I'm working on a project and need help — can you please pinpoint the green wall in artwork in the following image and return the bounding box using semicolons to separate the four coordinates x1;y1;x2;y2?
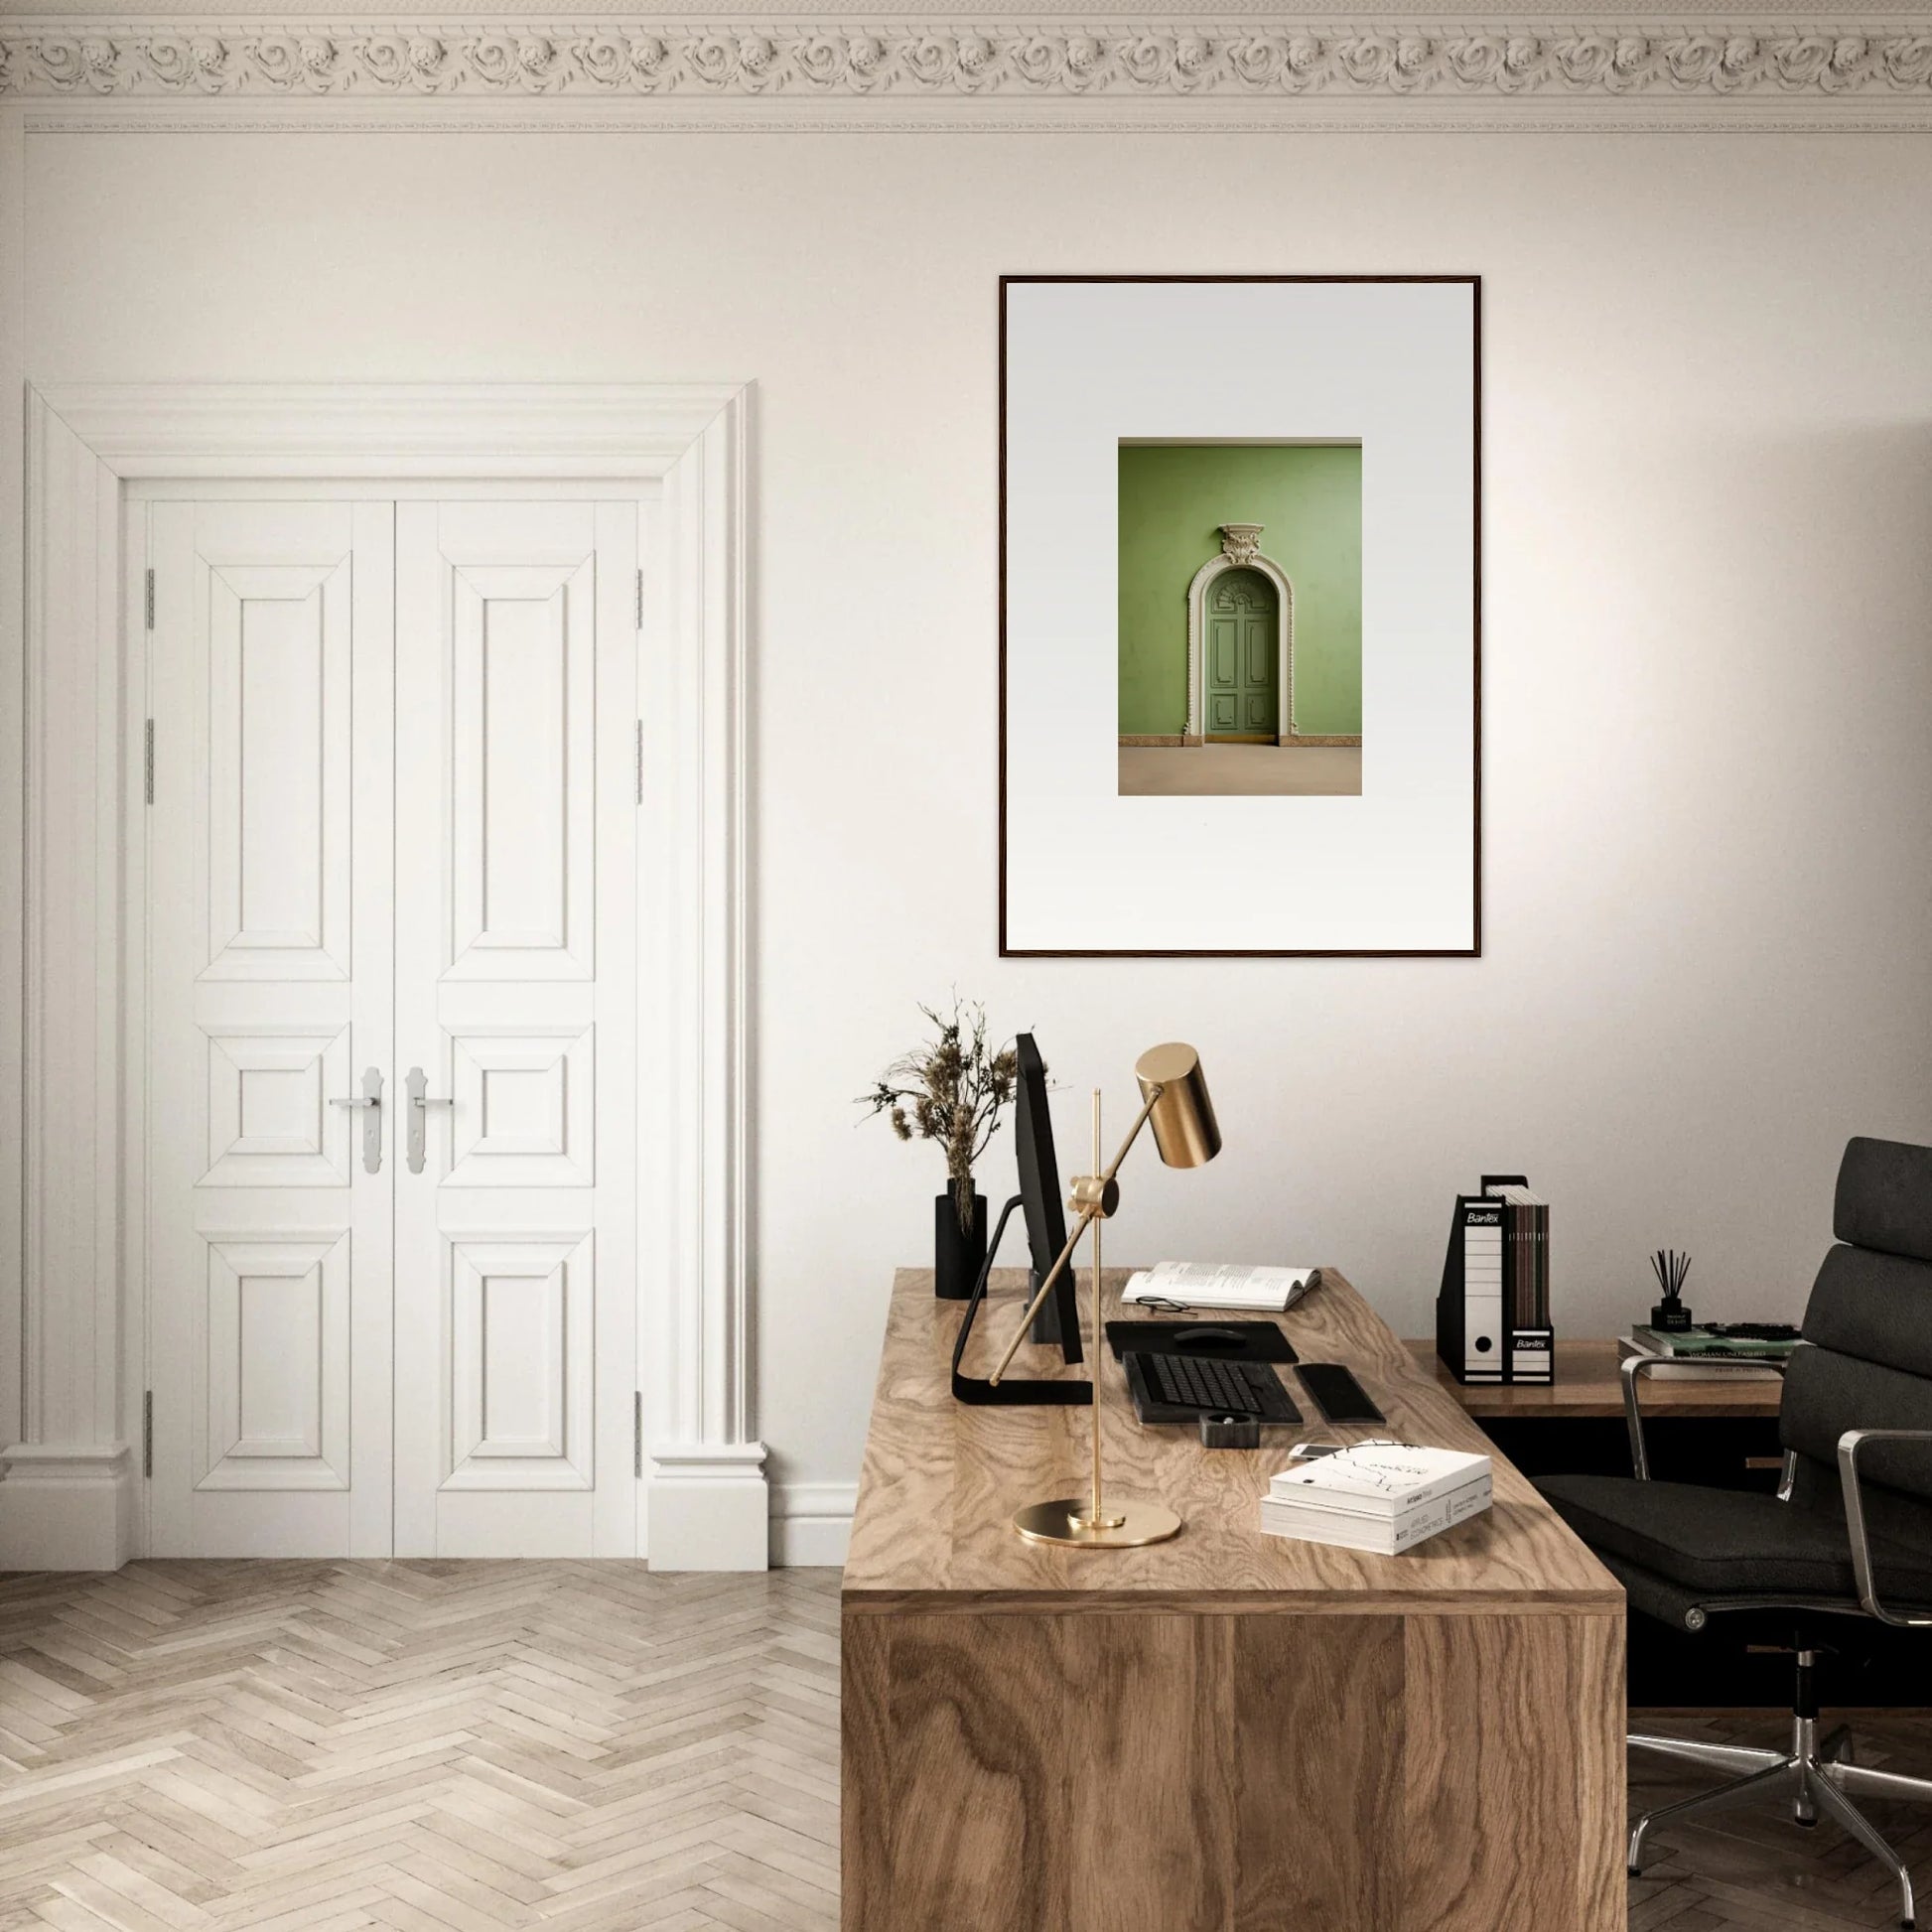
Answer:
1118;443;1362;738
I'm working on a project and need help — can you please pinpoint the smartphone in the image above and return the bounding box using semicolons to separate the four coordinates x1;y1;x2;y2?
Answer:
1297;1363;1385;1425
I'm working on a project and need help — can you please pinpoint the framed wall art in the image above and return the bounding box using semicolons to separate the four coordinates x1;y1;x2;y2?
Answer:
999;275;1480;957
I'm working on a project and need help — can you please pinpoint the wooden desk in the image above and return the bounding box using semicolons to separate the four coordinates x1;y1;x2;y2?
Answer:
843;1269;1625;1932
1407;1336;1784;1420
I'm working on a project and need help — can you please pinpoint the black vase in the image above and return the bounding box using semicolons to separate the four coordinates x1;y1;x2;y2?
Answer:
934;1185;989;1300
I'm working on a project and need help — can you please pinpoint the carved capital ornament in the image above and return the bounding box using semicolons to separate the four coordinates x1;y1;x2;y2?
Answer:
1219;522;1264;567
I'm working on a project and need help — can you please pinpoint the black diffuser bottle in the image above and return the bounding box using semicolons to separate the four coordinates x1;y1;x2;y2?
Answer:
1650;1248;1694;1331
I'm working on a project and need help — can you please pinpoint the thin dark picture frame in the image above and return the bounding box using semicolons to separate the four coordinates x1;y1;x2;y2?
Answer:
997;273;1482;959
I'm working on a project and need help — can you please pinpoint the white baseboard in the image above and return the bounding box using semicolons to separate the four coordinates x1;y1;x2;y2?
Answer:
0;1442;849;1573
0;1443;137;1571
646;1442;770;1571
770;1480;855;1569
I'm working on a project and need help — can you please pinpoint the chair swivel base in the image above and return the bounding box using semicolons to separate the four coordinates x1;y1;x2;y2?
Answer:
1629;1715;1932;1930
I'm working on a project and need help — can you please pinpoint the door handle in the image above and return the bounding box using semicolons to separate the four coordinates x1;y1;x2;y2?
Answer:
405;1066;454;1175
330;1066;384;1174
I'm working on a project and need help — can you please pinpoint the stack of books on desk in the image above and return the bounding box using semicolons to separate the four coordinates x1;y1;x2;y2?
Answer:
1617;1326;1794;1381
1258;1444;1492;1556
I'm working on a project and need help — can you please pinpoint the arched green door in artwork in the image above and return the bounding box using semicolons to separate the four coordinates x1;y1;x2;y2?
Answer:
1204;568;1279;741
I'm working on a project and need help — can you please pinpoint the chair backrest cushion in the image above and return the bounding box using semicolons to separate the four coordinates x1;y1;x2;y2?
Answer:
1781;1139;1932;1519
1835;1135;1932;1265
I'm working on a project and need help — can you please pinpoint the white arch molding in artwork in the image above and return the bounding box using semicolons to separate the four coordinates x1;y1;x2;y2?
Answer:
1184;523;1296;745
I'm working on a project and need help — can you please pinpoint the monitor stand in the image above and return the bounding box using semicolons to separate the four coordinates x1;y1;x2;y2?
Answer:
950;1196;1092;1407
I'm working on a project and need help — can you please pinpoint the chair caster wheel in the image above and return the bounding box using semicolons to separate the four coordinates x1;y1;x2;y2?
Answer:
1627;1868;1640;1878
1795;1816;1818;1829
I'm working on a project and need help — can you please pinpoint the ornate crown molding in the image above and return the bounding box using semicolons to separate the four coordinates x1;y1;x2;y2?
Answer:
4;17;1932;112
3;17;1932;102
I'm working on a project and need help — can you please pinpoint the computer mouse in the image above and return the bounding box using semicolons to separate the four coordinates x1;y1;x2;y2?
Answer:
1173;1325;1245;1350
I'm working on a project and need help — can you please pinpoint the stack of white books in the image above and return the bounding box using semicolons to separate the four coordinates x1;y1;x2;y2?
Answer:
1259;1444;1493;1556
1121;1261;1317;1312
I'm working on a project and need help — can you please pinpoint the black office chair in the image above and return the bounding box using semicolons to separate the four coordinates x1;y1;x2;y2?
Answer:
1538;1136;1932;1931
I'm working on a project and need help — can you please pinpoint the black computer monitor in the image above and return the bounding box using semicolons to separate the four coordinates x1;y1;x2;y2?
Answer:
948;1033;1090;1405
1013;1034;1082;1364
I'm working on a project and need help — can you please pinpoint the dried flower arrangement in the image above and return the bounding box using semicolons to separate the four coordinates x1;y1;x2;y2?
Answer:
860;998;1021;1233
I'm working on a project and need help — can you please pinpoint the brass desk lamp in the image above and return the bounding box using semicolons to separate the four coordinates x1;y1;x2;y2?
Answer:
987;1042;1221;1548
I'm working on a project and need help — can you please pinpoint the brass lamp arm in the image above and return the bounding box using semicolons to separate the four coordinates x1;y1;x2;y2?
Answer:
986;1084;1165;1387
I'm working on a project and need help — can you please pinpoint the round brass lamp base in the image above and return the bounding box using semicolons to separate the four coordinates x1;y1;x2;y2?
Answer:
1012;1497;1182;1549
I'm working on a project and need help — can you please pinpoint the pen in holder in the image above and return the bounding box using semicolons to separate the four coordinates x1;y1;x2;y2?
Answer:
1650;1248;1694;1332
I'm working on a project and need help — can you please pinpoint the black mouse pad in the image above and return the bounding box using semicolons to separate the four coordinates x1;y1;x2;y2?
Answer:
1104;1319;1297;1365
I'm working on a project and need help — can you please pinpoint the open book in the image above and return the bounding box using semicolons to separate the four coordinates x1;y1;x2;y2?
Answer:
1121;1261;1318;1313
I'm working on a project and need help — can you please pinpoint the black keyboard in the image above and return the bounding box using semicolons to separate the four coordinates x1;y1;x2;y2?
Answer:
1127;1351;1302;1424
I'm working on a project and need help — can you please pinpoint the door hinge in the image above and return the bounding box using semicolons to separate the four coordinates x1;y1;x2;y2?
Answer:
633;1392;643;1479
144;720;155;805
144;568;155;631
142;1391;153;1478
634;721;644;806
635;568;644;630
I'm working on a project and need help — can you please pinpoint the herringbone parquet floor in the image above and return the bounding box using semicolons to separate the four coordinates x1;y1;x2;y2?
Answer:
0;1563;839;1932
2;1562;1930;1930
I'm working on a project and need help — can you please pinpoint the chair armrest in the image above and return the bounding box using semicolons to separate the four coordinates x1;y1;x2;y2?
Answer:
1621;1351;1788;1481
1837;1429;1932;1627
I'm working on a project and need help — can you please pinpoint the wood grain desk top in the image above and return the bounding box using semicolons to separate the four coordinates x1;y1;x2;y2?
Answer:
1406;1337;1785;1419
843;1267;1621;1616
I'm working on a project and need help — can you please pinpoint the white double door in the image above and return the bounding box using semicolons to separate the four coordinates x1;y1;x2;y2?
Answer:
147;494;640;1558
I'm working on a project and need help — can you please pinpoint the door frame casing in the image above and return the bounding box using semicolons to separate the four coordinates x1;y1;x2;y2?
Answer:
3;382;763;1571
1184;541;1296;745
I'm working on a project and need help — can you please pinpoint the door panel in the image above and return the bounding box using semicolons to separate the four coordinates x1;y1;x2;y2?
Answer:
447;1232;594;1489
450;562;595;980
447;1027;595;1187
148;500;394;1557
205;566;351;979
393;501;637;1558
201;1026;353;1187
201;1233;349;1489
1203;568;1279;740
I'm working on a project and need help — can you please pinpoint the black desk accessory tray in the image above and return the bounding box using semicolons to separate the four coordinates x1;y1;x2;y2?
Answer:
1104;1319;1297;1365
1198;1415;1261;1449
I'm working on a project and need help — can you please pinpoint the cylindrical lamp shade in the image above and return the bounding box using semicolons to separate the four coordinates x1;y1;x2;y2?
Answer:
1134;1042;1221;1169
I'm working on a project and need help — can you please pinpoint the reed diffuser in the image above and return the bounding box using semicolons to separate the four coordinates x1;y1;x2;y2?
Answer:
1650;1248;1694;1332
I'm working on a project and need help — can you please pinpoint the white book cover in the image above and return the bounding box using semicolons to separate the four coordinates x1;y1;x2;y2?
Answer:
1269;1443;1490;1515
1260;1473;1492;1555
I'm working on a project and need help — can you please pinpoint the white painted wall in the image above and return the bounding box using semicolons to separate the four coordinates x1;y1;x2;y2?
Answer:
16;128;1932;1548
